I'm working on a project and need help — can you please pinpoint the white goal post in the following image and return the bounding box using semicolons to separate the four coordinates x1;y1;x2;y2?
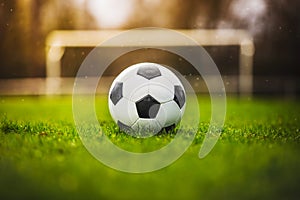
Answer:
45;29;254;95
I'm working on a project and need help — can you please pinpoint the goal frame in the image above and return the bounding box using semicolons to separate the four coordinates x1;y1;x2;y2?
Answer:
45;29;254;95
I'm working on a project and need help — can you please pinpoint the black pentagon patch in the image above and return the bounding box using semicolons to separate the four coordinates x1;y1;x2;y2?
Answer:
117;121;133;133
174;85;185;109
137;65;161;80
136;95;160;118
110;82;123;105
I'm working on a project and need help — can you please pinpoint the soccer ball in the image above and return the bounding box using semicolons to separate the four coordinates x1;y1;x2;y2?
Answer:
108;62;186;137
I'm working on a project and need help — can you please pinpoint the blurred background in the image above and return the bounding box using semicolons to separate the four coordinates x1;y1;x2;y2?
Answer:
0;0;299;95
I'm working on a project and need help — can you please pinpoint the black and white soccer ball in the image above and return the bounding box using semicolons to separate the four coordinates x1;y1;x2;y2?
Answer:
108;62;186;136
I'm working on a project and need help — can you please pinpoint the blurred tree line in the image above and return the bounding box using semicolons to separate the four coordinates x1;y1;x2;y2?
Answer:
0;0;299;79
0;0;96;78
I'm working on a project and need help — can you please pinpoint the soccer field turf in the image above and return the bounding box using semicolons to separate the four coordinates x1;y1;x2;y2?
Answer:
0;95;299;199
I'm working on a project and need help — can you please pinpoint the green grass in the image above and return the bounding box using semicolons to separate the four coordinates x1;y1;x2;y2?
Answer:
0;95;299;199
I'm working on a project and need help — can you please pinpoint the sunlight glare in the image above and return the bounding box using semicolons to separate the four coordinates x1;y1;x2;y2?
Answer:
87;0;135;28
